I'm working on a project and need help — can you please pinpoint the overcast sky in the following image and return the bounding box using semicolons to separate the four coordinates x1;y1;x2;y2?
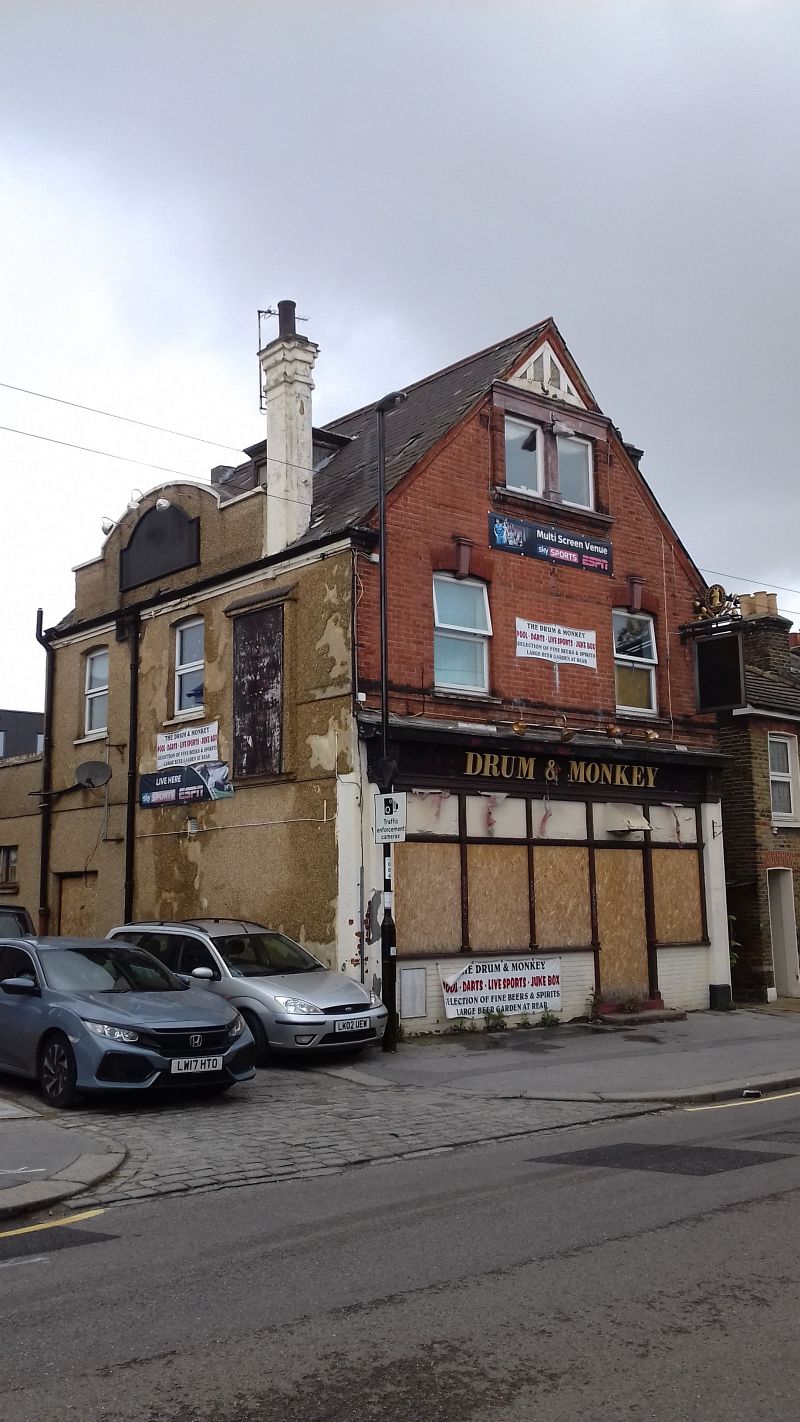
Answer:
1;0;798;708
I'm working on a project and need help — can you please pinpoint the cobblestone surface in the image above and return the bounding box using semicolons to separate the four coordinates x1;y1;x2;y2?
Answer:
53;1062;651;1208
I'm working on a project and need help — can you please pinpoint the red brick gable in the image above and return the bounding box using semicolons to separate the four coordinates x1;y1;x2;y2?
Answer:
355;398;715;746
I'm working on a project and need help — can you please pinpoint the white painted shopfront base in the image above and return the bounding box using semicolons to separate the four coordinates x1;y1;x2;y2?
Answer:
656;946;710;1011
400;945;714;1031
399;953;596;1033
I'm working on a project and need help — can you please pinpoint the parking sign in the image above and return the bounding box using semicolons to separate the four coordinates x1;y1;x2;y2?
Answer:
374;792;407;843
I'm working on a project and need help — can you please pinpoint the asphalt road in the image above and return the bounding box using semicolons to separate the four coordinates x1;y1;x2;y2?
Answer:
5;1091;800;1421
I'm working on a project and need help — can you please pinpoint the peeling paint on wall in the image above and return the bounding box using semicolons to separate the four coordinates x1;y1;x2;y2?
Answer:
315;612;348;682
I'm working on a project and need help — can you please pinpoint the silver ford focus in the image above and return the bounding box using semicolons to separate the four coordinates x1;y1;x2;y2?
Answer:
108;920;387;1064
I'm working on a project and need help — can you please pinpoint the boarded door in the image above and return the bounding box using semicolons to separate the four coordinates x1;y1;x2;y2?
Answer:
595;850;649;996
58;874;98;937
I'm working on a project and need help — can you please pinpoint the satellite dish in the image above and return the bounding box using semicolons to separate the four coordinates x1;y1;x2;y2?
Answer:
75;761;112;789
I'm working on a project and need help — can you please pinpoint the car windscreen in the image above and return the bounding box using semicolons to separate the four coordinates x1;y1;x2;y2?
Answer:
41;946;182;994
211;932;322;977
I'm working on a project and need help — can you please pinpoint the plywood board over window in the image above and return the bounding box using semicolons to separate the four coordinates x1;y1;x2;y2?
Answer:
395;843;461;956
468;845;529;950
533;845;592;947
652;849;703;943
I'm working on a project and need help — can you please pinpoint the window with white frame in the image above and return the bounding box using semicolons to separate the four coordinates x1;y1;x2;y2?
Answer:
504;417;594;509
768;734;799;820
557;434;593;509
0;846;17;884
504;416;542;496
613;611;658;713
84;649;109;735
175;618;204;713
0;731;5;758
433;575;492;693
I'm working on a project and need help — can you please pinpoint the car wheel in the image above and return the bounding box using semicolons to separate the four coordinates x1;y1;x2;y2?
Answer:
39;1032;80;1109
241;1010;270;1067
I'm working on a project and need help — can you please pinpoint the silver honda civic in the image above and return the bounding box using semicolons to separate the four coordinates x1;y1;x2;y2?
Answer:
107;920;387;1064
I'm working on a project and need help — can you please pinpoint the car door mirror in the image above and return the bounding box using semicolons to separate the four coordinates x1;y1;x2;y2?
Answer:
1;976;40;996
191;967;214;981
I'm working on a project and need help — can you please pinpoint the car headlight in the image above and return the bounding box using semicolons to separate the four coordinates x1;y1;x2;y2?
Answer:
227;1012;245;1037
273;995;324;1016
370;990;383;1008
83;1020;139;1044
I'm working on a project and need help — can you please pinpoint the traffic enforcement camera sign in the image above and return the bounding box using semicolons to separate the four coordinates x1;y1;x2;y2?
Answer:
374;792;407;843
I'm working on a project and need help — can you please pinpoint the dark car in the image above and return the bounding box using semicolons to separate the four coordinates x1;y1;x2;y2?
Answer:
0;937;256;1107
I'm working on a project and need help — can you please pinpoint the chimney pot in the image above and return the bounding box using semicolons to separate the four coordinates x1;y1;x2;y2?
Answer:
278;300;297;339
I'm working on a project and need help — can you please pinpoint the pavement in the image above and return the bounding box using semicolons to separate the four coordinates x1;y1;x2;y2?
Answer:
0;1097;125;1220
1;1005;800;1222
319;1006;800;1104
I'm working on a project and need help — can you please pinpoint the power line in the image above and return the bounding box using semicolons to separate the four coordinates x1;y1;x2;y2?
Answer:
699;567;800;600
0;424;313;508
0;380;244;453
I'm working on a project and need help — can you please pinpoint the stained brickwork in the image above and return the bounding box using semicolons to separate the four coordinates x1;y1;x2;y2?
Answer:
719;616;800;998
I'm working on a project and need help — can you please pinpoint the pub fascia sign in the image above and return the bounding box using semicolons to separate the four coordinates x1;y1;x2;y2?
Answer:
465;750;658;789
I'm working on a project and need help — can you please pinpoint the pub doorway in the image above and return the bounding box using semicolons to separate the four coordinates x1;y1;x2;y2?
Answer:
595;848;650;998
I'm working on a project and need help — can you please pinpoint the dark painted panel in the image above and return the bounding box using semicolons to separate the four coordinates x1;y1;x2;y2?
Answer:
233;605;283;778
119;505;200;592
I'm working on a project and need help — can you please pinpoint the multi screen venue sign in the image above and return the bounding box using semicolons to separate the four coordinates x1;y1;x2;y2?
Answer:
489;512;612;575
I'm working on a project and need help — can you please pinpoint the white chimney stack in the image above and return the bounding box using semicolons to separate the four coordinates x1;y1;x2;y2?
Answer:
259;299;318;556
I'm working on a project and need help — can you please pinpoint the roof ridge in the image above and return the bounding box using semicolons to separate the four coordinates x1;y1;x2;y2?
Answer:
323;318;551;431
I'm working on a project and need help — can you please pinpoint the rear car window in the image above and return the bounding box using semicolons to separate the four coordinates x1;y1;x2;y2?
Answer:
0;909;33;938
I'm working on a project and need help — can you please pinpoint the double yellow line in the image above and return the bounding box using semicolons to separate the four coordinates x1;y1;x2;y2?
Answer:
0;1207;105;1241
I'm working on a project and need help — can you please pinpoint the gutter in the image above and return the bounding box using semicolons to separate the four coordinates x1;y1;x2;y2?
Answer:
122;611;140;921
731;704;800;725
34;610;54;933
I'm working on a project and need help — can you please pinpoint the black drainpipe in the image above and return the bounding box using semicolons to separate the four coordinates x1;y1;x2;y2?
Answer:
122;610;140;922
35;609;54;934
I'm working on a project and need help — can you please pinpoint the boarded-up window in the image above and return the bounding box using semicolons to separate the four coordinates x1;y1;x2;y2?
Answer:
652;849;703;943
395;843;462;955
467;845;529;951
533;845;592;947
233;605;283;778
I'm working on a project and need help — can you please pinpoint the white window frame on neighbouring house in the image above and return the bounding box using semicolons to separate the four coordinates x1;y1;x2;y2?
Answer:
768;733;800;823
0;846;18;885
0;731;5;758
84;648;109;736
613;610;658;715
433;574;492;694
174;617;205;715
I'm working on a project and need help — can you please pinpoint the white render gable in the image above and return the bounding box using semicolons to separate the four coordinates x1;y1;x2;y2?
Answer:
508;340;584;407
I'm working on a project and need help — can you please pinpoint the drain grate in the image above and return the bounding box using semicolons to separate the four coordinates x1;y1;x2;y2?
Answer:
536;1142;792;1176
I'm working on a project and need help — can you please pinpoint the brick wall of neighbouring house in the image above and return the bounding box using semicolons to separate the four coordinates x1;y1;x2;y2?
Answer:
720;715;800;998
